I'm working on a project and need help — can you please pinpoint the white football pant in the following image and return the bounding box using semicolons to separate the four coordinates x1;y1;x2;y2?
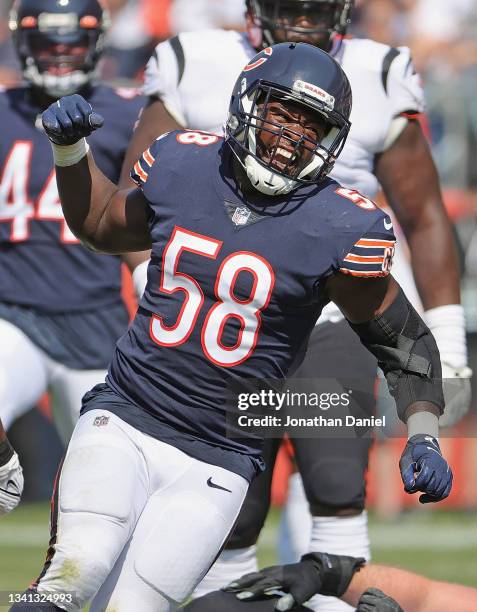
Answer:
0;318;106;444
35;409;248;612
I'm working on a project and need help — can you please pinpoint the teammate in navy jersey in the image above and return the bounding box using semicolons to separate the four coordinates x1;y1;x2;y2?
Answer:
11;43;450;612
0;0;144;445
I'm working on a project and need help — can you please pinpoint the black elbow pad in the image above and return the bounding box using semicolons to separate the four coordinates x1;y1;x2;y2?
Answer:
349;288;444;421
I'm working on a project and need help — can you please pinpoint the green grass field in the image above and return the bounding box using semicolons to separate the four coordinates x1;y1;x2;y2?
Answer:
1;504;476;609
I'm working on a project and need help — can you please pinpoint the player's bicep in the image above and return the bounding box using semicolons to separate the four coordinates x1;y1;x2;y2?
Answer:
326;273;398;324
94;187;152;254
375;121;443;231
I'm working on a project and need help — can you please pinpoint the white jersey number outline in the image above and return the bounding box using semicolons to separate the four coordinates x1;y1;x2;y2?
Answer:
176;131;219;147
150;226;275;367
335;187;376;211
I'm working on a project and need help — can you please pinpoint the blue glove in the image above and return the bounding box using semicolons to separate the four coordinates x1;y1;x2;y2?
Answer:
42;94;104;145
399;434;452;503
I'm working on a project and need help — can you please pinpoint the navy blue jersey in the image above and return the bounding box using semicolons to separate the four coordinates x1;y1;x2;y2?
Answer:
103;131;395;474
0;84;144;312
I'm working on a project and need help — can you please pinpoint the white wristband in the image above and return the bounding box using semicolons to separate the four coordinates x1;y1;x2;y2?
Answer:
424;304;467;368
51;138;90;167
407;411;439;439
132;259;149;299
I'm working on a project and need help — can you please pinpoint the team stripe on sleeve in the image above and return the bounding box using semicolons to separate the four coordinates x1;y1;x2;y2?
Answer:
340;235;396;277
131;147;157;188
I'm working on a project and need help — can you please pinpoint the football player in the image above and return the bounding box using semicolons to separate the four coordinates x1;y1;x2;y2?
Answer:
12;43;450;611
118;2;471;608
186;553;477;612
0;0;143;445
0;417;23;516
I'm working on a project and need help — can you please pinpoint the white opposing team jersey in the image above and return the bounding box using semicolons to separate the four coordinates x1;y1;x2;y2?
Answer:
332;38;425;199
143;30;248;132
143;30;426;316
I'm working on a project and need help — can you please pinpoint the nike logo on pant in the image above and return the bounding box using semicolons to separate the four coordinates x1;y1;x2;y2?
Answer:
207;477;232;493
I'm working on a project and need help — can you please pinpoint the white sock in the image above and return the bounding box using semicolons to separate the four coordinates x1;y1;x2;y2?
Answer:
192;545;258;599
306;512;371;612
278;472;312;564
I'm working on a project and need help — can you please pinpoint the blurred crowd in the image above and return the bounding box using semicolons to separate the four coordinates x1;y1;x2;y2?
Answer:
1;0;476;193
2;0;476;185
2;0;477;510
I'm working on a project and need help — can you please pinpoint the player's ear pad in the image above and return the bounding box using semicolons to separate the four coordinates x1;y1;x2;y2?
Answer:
182;590;310;611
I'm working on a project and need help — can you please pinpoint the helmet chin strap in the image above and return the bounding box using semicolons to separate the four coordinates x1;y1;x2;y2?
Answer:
244;154;299;196
243;116;338;196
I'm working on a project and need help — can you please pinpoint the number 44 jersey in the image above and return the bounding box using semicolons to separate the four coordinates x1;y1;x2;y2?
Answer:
0;85;143;313
101;131;395;479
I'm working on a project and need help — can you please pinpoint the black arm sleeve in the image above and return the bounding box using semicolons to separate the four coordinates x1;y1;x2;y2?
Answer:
348;287;444;421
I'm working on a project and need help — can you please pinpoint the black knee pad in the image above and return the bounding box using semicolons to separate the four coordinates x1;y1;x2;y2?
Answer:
302;449;371;513
183;590;309;611
294;436;371;514
226;493;270;548
226;438;280;549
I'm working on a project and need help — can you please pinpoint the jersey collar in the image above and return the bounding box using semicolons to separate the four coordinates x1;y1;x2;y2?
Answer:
214;143;322;216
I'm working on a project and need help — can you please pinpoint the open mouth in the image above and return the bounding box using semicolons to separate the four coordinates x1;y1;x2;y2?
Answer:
272;146;300;171
46;65;78;76
259;142;304;174
276;147;293;160
253;112;318;177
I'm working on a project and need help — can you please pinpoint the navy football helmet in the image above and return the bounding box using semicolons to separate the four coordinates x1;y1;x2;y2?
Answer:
247;0;354;51
9;0;109;98
226;42;351;196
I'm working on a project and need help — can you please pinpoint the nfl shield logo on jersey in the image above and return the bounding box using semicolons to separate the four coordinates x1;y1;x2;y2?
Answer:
93;415;110;427
232;206;251;226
